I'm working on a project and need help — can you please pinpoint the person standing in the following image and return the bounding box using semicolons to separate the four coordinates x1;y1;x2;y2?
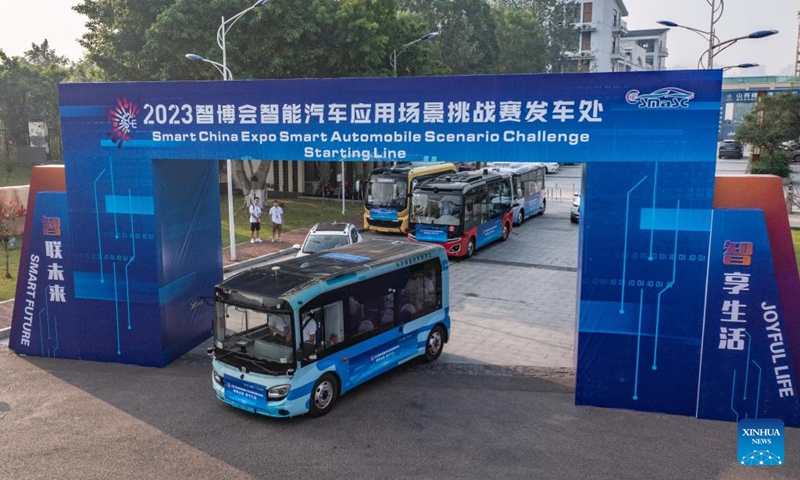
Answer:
249;197;263;243
269;200;284;243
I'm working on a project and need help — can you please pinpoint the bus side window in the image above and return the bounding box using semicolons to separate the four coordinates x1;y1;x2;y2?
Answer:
345;273;400;336
402;260;442;321
323;301;344;347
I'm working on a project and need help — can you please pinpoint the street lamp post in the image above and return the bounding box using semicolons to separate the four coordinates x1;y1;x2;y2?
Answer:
186;0;273;261
657;1;777;69
390;32;440;76
721;63;759;71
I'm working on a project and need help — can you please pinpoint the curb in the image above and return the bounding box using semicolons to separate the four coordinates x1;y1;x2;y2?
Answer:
223;247;296;274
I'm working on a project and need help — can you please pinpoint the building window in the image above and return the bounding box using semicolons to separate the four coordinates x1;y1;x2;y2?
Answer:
613;9;618;27
582;2;593;23
581;31;591;51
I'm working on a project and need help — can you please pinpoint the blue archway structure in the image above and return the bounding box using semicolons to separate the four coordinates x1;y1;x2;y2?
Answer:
9;71;800;425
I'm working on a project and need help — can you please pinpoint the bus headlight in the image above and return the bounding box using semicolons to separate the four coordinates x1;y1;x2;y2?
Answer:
213;370;224;386
268;384;291;400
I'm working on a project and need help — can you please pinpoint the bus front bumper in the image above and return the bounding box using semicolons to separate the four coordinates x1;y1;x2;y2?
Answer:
366;218;406;234
212;376;309;418
408;235;466;257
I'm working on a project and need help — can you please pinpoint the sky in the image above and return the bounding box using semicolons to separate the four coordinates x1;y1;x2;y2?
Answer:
0;0;798;75
623;0;799;75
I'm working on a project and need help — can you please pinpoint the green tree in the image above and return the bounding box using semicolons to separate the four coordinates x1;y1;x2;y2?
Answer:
0;139;18;185
74;0;440;81
73;0;442;197
399;0;499;74
0;200;25;278
74;0;175;81
491;3;547;73
735;92;800;156
493;0;580;73
0;43;70;160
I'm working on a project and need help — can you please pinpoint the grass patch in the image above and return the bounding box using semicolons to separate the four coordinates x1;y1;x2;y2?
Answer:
0;244;22;301
220;193;364;247
1;164;34;187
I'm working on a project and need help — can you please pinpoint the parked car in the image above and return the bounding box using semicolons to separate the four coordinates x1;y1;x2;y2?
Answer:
541;162;560;174
570;193;581;224
779;141;800;162
718;140;744;159
293;222;363;257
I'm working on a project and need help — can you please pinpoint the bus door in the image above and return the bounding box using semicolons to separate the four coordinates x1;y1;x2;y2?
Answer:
477;180;511;247
476;202;503;248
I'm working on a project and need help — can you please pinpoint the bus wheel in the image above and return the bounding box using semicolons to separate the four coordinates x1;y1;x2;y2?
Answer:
500;223;510;242
424;325;445;362
309;373;338;417
517;210;525;225
466;238;476;258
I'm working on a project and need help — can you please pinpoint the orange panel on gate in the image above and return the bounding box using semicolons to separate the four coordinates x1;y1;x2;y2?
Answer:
714;175;800;374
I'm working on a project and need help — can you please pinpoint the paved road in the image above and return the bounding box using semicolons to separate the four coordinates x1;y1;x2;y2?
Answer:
2;348;798;480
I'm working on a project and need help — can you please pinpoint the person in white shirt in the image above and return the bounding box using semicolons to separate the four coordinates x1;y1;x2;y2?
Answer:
269;200;284;243
302;313;318;344
267;314;291;342
249;197;263;243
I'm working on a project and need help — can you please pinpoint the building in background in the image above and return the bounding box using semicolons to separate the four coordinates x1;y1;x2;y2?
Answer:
567;1;668;73
618;29;669;71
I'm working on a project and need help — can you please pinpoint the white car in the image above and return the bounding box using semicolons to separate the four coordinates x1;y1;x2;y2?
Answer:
541;162;560;174
293;222;363;257
570;193;581;224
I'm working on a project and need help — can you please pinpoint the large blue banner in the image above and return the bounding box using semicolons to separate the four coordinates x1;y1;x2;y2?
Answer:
61;72;720;164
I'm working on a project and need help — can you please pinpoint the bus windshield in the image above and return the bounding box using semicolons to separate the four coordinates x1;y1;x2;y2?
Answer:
301;234;349;254
214;302;295;368
366;175;407;209
411;192;462;226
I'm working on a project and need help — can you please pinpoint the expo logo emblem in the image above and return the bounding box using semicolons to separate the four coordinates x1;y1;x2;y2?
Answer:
738;419;784;466
107;96;140;147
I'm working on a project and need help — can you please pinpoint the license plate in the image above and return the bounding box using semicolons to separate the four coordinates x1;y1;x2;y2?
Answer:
224;375;268;410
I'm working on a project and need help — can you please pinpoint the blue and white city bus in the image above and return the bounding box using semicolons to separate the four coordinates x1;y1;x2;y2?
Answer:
486;162;547;225
211;240;450;418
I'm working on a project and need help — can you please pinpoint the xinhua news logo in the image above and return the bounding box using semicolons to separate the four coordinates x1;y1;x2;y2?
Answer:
738;419;784;466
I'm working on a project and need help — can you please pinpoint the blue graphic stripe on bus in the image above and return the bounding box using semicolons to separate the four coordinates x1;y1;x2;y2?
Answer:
105;195;155;215
639;208;712;231
224;375;268;410
319;252;371;263
348;333;419;386
415;225;447;243
476;219;501;248
370;208;398;221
